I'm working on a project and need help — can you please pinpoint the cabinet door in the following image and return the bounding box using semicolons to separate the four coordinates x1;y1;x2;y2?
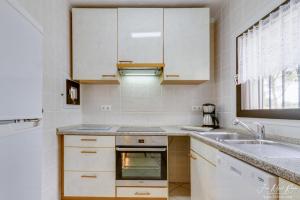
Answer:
72;9;117;80
118;8;163;63
164;8;210;81
279;178;300;199
64;147;115;171
191;137;218;165
117;187;168;198
64;171;115;197
190;150;216;200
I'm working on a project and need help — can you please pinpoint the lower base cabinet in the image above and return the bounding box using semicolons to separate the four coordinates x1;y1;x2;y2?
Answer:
62;135;116;198
117;187;168;198
190;137;217;200
190;151;216;200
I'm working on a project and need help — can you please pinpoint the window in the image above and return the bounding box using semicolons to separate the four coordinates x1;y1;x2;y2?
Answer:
236;0;300;119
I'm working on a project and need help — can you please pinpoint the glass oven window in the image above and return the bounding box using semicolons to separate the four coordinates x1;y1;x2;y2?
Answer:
117;150;167;180
121;152;161;179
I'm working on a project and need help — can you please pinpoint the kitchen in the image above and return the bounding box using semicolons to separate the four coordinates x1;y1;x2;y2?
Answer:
1;0;300;200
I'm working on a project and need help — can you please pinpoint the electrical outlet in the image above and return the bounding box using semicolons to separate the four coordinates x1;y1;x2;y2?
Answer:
100;105;112;111
106;105;111;111
192;106;202;111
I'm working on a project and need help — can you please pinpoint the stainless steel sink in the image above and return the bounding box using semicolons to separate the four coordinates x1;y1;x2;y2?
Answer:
223;139;300;158
223;139;277;145
200;132;300;158
201;133;255;142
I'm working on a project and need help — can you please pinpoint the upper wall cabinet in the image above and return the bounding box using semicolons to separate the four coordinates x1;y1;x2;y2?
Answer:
117;8;164;64
72;8;119;84
162;8;210;84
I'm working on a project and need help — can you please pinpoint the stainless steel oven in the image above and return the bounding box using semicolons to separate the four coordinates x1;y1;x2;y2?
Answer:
116;136;168;187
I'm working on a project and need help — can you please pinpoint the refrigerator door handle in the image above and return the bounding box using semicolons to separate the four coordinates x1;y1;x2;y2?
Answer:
0;120;16;125
0;118;41;126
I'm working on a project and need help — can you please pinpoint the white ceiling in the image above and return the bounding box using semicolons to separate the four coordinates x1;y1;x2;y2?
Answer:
68;0;223;18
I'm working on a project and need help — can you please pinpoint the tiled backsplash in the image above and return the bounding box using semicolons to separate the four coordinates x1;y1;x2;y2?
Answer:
82;76;215;126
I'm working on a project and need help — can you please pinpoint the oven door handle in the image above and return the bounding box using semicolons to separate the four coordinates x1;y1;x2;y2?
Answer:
116;147;167;152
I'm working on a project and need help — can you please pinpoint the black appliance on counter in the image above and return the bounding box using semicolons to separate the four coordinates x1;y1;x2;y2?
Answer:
202;103;219;128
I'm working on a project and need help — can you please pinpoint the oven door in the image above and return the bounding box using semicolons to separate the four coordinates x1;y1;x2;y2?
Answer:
116;147;167;186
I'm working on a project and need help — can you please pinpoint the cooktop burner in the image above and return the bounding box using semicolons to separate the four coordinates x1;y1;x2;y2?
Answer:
117;127;165;132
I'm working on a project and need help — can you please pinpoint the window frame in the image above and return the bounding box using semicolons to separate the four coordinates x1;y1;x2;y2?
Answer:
236;0;300;120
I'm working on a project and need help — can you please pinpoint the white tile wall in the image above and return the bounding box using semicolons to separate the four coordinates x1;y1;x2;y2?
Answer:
215;0;300;139
82;76;215;126
15;1;82;200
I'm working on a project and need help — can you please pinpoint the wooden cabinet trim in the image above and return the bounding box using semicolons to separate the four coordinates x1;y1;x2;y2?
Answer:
161;79;207;85
117;63;165;69
62;197;167;200
78;80;120;85
60;135;65;198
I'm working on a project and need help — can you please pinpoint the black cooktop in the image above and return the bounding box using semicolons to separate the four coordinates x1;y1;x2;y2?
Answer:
117;126;165;132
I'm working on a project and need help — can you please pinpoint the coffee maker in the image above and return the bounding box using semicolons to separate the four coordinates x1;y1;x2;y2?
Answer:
202;103;219;128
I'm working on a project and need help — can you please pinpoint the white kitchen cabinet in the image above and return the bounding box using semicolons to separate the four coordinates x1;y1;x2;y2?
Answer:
190;137;217;200
72;8;119;83
118;8;163;64
63;135;116;198
191;136;217;165
279;178;300;200
163;8;210;84
117;187;168;198
64;171;115;197
64;147;115;171
64;135;115;148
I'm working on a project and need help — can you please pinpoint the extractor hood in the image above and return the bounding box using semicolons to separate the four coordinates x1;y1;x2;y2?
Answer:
117;62;164;76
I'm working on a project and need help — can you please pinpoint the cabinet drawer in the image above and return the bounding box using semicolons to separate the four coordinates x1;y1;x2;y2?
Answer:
191;137;218;165
64;147;115;171
64;135;115;147
117;187;168;198
64;171;115;197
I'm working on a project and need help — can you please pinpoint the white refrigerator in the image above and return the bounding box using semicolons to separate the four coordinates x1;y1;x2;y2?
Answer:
0;0;43;199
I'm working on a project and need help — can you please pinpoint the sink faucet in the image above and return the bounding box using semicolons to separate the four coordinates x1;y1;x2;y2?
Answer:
233;119;265;140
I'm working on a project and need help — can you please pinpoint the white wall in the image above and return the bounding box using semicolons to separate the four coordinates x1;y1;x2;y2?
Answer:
14;0;82;200
82;77;215;126
215;0;300;139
